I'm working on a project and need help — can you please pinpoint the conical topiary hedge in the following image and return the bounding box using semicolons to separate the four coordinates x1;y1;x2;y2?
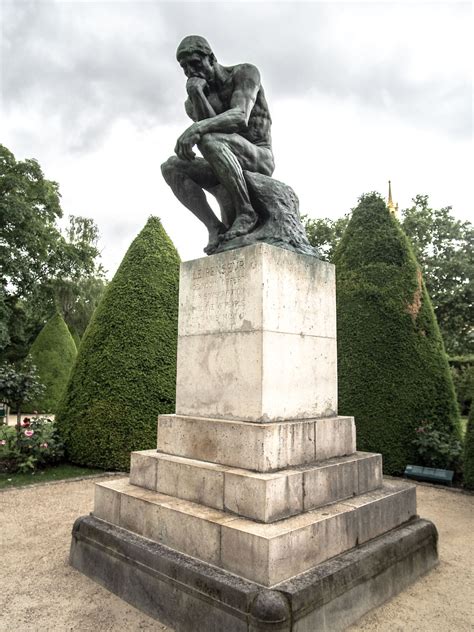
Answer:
27;313;77;413
56;217;180;470
68;325;81;351
334;192;461;474
463;404;474;489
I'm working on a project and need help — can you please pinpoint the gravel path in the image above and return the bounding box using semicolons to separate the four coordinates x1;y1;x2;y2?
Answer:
0;477;472;631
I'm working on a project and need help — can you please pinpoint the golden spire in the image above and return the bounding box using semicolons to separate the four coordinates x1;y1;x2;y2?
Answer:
387;180;398;216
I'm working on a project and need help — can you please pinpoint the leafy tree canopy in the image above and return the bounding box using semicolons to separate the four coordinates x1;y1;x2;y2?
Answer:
303;195;473;355
402;195;473;355
0;357;45;423
56;217;180;470
334;192;460;474
0;144;106;363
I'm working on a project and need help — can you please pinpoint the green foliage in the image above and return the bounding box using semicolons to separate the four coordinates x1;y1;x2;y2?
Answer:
56;217;180;470
27;313;77;413
0;144;62;297
412;419;463;471
0;144;105;363
0;416;64;474
303;196;473;356
0;463;103;489
69;326;81;350
448;355;474;416
463;403;474;489
334;192;461;474
401;195;473;355
0;358;45;418
302;214;350;262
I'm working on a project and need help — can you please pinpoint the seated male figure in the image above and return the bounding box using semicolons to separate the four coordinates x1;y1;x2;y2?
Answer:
161;35;275;254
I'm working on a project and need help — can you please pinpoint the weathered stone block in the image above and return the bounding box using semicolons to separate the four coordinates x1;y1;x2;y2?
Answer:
71;513;438;632
94;482;120;524
93;478;416;587
224;468;304;523
344;483;417;545
129;451;157;490
303;452;382;510
175;244;337;421
157;414;355;472
156;452;226;510
315;415;356;461
130;450;381;522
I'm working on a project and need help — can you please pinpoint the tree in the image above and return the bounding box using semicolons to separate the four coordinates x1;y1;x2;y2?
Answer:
334;192;461;474
303;196;473;355
0;145;105;362
0;144;62;297
56;217;180;470
463;403;474;489
401;195;473;355
27;314;77;413
302;215;350;262
0;358;44;424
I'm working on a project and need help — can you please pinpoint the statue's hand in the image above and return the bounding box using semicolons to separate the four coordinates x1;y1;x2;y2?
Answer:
186;77;208;97
175;123;201;161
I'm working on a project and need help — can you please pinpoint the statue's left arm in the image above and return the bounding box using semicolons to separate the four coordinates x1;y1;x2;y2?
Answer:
175;65;260;161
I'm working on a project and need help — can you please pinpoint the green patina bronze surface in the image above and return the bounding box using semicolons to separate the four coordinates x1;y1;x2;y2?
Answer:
161;35;316;257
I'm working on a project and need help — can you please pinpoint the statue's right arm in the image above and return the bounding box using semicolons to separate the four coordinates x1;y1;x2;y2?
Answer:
185;77;216;120
187;92;216;121
185;98;198;122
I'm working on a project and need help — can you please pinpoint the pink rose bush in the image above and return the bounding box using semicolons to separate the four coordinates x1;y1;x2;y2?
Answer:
0;416;64;474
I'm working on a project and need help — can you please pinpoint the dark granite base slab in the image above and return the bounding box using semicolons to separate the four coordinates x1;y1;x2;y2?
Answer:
70;515;438;632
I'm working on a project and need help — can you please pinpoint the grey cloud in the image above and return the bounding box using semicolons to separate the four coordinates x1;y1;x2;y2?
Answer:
1;1;471;153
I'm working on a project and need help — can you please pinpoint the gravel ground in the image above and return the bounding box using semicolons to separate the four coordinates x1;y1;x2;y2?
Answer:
0;477;472;631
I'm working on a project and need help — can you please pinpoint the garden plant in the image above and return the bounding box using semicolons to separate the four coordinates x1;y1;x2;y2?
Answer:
334;193;461;474
56;217;180;471
0;415;64;474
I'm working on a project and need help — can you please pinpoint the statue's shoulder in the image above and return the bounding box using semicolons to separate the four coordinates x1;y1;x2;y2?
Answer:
230;63;261;86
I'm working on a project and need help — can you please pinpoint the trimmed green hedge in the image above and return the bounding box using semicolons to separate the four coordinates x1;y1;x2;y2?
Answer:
449;355;474;416
463;403;474;489
68;325;81;351
27;313;77;413
334;193;461;474
56;217;180;470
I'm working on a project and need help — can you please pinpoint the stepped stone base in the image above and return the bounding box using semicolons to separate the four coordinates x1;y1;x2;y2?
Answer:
93;477;416;586
69;244;439;628
70;514;438;632
157;414;356;472
130;450;382;523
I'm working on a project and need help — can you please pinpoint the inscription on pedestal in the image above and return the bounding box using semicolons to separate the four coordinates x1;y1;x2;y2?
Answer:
179;249;261;336
176;244;338;421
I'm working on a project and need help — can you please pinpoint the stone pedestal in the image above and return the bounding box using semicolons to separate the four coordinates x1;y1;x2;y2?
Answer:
70;244;438;631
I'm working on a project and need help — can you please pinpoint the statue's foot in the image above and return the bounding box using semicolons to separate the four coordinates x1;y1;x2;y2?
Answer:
204;224;226;255
223;209;258;241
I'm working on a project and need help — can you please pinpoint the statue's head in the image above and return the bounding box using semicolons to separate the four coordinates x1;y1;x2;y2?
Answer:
176;35;216;82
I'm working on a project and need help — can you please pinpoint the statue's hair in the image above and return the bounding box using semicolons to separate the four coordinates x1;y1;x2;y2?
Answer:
176;35;215;62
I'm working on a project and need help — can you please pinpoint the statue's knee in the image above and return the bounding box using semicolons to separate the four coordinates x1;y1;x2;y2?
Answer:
198;133;223;155
161;156;179;183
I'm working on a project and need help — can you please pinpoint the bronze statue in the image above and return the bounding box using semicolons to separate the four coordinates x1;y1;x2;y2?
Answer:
162;36;316;257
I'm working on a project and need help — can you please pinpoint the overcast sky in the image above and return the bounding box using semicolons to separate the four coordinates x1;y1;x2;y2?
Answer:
1;0;472;276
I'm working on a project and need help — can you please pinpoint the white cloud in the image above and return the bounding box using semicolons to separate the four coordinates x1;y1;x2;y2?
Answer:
1;0;472;277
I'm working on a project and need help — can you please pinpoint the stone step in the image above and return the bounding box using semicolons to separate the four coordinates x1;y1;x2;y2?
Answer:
93;478;416;587
157;414;356;472
130;450;382;523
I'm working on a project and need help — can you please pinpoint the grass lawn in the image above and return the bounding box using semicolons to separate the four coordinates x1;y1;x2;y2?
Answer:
0;463;106;490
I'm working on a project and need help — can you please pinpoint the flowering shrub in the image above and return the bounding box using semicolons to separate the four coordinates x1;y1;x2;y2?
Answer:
0;416;65;474
412;420;463;471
